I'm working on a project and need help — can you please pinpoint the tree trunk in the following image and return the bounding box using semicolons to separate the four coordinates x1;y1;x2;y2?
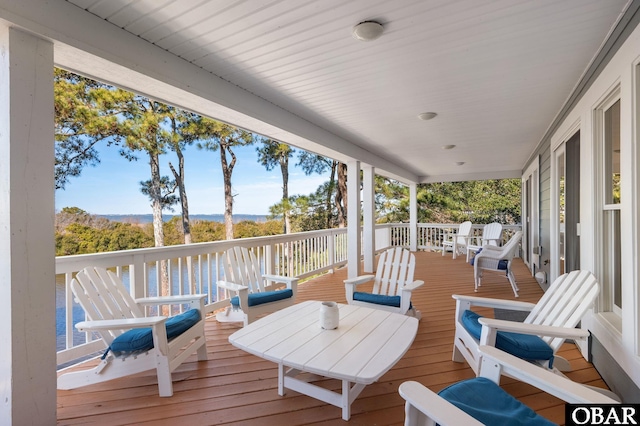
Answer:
279;152;293;275
220;142;236;240
336;162;348;228
168;147;191;244
149;152;170;303
280;154;290;234
327;161;337;228
169;145;195;293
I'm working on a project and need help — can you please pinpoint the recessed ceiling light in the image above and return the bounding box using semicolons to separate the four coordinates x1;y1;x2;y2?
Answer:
352;21;384;41
418;112;437;121
442;145;455;150
456;162;465;166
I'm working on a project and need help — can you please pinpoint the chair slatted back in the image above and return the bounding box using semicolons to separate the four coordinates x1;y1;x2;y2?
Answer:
481;222;503;246
372;247;416;296
223;246;265;294
71;267;145;343
525;270;599;350
456;221;473;245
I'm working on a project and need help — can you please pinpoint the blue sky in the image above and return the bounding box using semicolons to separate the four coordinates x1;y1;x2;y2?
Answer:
54;142;330;215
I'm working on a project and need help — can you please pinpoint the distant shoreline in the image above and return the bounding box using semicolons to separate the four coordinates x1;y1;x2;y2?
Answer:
98;214;269;224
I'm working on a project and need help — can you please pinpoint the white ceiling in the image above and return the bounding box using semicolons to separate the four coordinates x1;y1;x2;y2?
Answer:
57;0;629;182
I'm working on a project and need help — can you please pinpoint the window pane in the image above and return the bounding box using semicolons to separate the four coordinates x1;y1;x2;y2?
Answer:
604;100;621;204
603;209;621;310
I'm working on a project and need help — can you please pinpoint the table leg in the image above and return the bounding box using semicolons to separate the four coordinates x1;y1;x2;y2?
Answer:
341;380;366;420
279;365;367;421
342;380;351;421
278;363;284;396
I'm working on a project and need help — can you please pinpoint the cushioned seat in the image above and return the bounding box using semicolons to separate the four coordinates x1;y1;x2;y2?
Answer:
461;309;554;366
438;377;555;426
352;291;401;307
470;248;507;269
108;308;201;356
230;288;293;308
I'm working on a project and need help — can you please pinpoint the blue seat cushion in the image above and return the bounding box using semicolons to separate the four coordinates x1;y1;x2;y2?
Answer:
106;309;201;356
470;248;508;269
353;291;401;307
461;310;554;366
438;377;555;425
230;288;293;308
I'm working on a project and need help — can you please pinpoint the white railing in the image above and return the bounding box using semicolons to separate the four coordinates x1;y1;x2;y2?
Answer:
389;223;521;251
56;222;520;366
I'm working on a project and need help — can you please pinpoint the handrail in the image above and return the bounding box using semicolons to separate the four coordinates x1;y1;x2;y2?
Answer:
56;222;520;366
389;223;521;251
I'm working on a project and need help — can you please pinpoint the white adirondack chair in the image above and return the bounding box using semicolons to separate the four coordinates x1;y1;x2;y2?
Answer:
344;247;424;319
452;270;600;376
57;266;208;397
400;346;618;426
471;230;522;297
466;222;503;262
216;246;298;326
441;221;473;259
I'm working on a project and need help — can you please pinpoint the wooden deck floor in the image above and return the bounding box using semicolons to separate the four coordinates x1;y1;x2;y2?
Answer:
57;251;610;425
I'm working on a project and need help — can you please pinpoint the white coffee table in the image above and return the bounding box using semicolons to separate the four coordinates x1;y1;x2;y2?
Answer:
228;300;419;420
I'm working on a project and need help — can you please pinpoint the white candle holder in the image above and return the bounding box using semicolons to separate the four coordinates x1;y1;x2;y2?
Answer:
319;301;339;329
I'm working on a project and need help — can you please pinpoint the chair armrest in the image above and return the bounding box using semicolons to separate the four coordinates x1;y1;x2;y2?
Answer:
216;280;249;292
403;280;425;291
475;249;507;261
75;316;167;331
479;346;619;403
344;275;375;286
478;318;590;340
479;244;503;252
467;243;482;251
136;294;207;306
452;294;536;311
483;237;502;246
398;381;484;426
262;274;299;286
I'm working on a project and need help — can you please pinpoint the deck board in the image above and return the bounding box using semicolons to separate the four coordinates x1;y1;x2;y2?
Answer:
57;251;609;425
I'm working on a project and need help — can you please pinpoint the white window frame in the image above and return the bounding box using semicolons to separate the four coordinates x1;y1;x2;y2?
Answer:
632;61;640;356
522;156;540;275
594;86;622;330
551;144;566;282
550;120;579;285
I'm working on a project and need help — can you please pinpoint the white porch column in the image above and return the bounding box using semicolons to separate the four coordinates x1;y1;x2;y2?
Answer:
410;183;417;252
0;26;56;424
362;165;375;272
347;160;361;279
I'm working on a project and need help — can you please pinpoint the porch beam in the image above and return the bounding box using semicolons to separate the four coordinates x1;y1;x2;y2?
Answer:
420;170;521;184
362;165;375;272
410;183;417;252
347;161;361;279
0;25;56;424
